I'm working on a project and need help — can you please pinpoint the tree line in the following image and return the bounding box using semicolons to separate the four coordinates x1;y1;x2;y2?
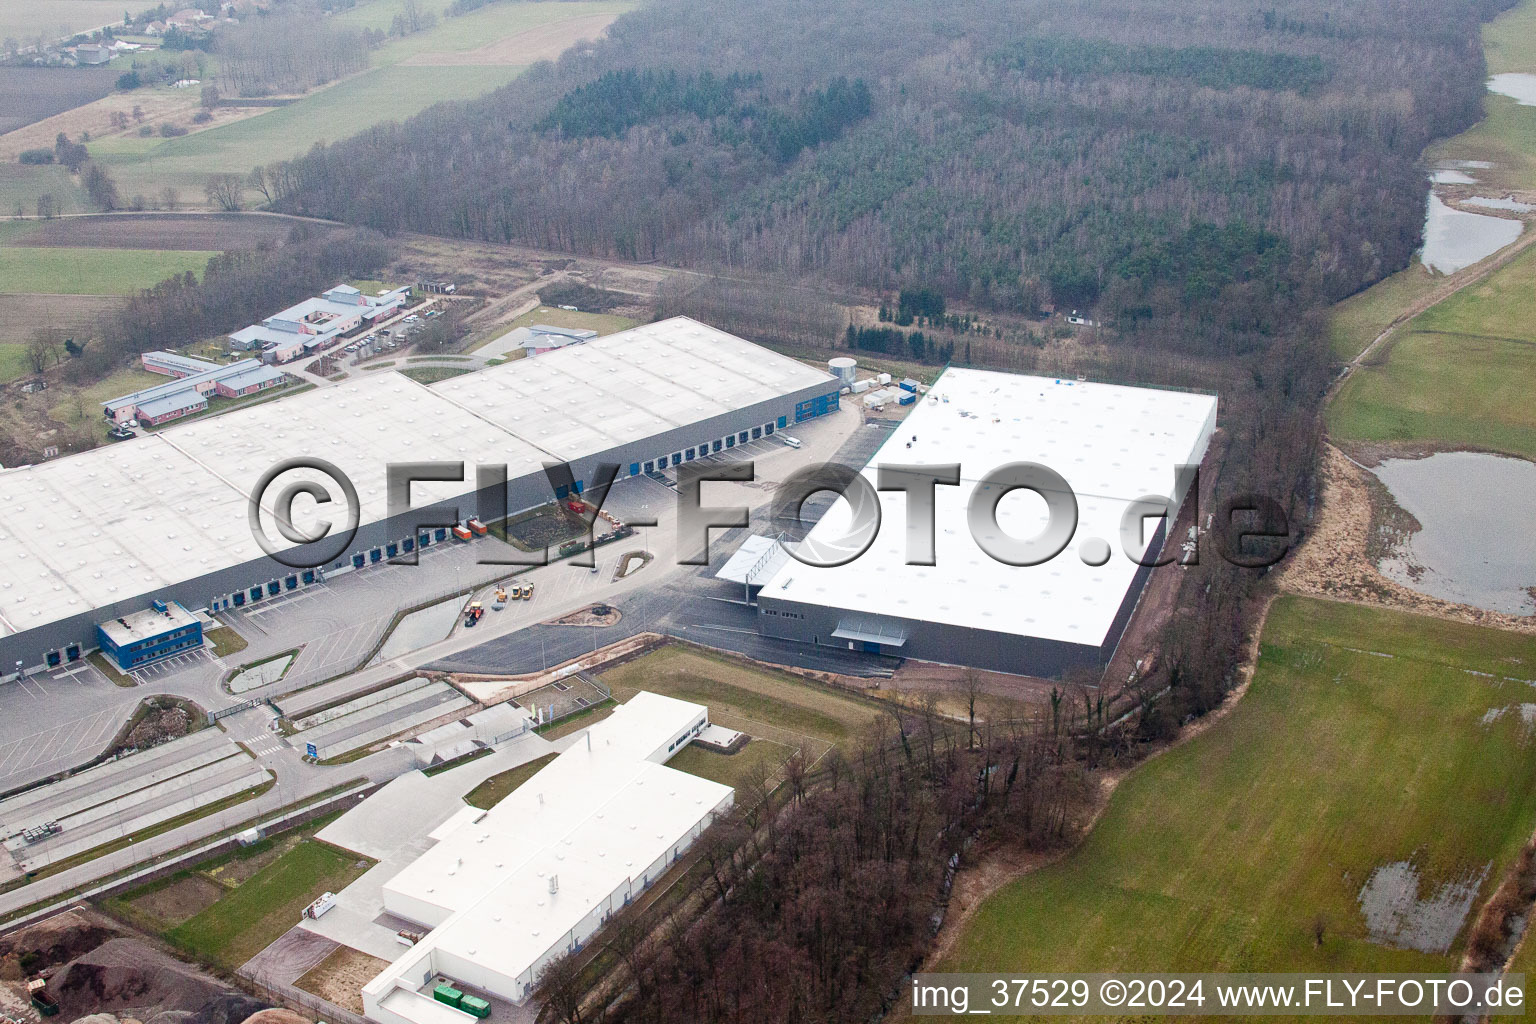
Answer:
542;688;1094;1024
214;14;378;97
58;227;389;386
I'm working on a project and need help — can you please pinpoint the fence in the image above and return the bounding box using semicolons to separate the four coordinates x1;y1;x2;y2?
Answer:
208;696;273;724
239;975;370;1024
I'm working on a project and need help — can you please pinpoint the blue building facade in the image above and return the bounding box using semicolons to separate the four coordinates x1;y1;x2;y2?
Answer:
96;601;204;671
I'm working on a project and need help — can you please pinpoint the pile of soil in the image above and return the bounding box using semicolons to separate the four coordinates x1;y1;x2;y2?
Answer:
550;604;622;627
0;909;125;977
123;704;194;751
49;938;259;1022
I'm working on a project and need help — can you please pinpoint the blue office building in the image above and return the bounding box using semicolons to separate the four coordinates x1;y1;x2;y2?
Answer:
96;600;204;671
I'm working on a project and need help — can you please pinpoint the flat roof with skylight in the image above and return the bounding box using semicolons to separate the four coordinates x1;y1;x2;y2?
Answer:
362;693;733;1020
756;368;1216;671
0;318;834;658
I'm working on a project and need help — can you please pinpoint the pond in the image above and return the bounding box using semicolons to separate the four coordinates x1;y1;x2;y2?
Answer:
1429;169;1478;184
1373;451;1536;615
1419;193;1523;274
1462;195;1536;213
1488;72;1536;106
369;594;468;665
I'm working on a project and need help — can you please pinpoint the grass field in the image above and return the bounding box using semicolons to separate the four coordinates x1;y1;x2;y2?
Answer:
0;1;140;41
599;645;882;782
1327;262;1441;362
472;305;641;352
402;364;475;384
0;343;28;384
91;64;528;200
1427;0;1536;190
936;596;1536;1003
0;246;214;295
83;0;633;206
1328;242;1536;459
668;738;797;791
0;164;92;217
160;837;371;968
463;752;558;809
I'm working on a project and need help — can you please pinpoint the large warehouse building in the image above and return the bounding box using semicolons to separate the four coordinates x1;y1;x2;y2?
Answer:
0;318;840;678
756;368;1217;675
362;692;734;1020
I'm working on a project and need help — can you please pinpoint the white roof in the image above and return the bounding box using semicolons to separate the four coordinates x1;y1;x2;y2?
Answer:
435;317;832;460
0;318;830;639
369;693;731;1002
760;368;1217;647
98;600;198;646
382;692;716;920
716;534;791;587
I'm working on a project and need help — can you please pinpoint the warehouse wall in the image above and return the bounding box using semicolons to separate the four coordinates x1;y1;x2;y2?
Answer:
0;378;840;679
756;594;1110;676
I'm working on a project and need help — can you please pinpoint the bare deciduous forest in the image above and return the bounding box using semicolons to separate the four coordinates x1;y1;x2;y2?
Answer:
264;0;1500;353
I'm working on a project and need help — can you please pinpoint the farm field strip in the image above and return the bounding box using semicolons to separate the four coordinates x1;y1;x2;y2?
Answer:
0;245;215;295
1328;237;1536;460
80;0;634;205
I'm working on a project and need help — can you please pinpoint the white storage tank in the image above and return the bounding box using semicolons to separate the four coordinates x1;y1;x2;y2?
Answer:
828;357;857;387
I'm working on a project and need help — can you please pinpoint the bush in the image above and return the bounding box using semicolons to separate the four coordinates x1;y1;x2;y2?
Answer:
18;149;55;165
139;124;154;137
191;110;212;123
117;70;141;90
159;123;189;137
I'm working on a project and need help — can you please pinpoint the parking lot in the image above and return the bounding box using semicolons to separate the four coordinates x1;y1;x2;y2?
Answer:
0;728;264;876
0;662;144;797
126;647;220;685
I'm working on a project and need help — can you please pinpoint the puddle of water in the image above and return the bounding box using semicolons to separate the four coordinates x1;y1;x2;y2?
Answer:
229;654;293;694
1489;72;1536;106
1463;195;1536;213
1430;169;1478;184
1481;703;1536;742
369;595;468;665
1358;860;1489;953
1420;192;1523;273
1373;452;1536;615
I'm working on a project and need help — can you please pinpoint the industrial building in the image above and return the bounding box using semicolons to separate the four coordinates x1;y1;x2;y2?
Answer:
362;692;734;1019
0;318;840;679
228;284;412;363
96;600;203;671
756;368;1217;675
103;354;289;426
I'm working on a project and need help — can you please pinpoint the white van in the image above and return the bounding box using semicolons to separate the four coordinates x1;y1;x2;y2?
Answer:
780;435;802;449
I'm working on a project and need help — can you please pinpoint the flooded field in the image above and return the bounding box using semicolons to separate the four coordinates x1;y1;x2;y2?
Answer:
1373;451;1536;615
1430;169;1479;184
1488;72;1536;105
1462;195;1536;213
1420;192;1523;273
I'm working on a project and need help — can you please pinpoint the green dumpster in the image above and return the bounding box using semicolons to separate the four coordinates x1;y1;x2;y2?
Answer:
433;985;464;1008
460;996;491;1018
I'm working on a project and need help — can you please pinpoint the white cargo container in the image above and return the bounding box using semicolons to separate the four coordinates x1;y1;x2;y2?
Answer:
877;372;892;385
850;379;873;394
304;892;339;919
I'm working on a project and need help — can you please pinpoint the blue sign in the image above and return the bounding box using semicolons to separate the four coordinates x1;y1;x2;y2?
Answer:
306;742;318;758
